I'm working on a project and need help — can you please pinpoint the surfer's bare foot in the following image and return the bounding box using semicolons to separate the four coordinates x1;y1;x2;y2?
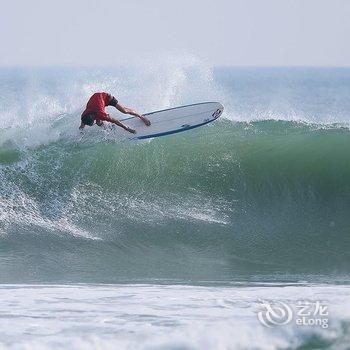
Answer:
140;116;151;126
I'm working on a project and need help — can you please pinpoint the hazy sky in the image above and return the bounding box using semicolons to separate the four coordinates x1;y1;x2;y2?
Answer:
0;0;349;66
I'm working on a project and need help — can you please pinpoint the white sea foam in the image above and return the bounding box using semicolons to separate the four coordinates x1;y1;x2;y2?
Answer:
0;283;349;350
0;185;98;240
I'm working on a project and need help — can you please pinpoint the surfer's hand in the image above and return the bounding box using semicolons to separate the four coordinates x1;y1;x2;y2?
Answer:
140;116;151;126
125;127;136;134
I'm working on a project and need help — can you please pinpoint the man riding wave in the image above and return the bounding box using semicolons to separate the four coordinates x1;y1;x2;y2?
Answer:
79;92;150;133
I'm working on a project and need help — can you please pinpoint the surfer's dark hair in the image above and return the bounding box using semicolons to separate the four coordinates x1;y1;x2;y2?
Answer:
81;113;94;126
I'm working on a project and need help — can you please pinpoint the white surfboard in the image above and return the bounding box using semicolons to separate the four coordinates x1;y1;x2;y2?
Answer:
119;102;224;140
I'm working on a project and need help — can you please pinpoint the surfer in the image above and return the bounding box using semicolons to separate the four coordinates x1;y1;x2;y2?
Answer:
79;92;151;133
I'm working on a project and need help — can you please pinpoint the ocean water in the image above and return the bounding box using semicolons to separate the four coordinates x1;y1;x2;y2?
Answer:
0;61;350;349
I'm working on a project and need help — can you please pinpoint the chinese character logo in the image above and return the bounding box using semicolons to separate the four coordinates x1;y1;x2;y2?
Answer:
257;300;329;328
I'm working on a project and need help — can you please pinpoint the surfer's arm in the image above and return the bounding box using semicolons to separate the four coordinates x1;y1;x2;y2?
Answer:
79;122;85;130
103;115;136;134
115;103;151;126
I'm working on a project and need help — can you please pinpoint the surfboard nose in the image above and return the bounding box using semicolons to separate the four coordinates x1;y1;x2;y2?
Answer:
216;102;224;114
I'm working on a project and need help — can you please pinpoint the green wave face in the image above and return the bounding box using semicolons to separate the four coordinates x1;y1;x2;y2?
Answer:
1;120;350;283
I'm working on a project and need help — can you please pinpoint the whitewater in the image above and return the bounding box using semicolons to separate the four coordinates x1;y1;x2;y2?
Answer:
0;60;350;349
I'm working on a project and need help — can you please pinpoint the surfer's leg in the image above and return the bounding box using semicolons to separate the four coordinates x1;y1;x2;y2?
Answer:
115;103;151;126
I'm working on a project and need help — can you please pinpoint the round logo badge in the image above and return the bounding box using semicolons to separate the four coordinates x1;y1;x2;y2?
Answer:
212;109;222;119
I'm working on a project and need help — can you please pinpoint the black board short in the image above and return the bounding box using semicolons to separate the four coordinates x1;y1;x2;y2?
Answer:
107;94;118;107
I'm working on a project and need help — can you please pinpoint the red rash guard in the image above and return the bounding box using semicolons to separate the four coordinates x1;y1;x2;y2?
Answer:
81;92;117;123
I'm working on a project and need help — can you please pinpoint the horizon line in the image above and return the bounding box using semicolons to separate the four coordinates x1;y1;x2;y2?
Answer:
0;64;350;69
